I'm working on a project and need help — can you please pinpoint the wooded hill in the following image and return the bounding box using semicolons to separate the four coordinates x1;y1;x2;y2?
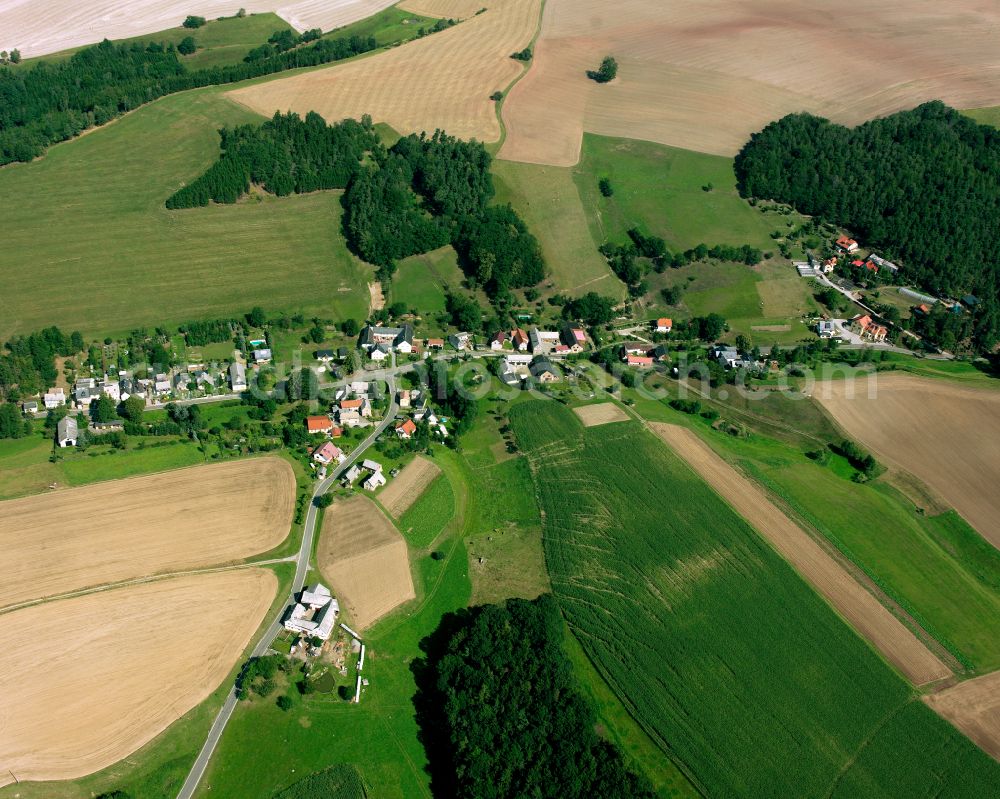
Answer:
734;102;1000;351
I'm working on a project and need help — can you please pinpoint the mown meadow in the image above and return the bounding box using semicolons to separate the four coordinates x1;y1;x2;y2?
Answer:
510;399;1000;798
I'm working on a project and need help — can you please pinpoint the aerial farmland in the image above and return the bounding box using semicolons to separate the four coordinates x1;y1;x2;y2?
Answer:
3;0;1000;796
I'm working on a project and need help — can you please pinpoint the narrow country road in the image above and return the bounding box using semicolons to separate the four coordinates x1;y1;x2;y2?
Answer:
176;371;398;799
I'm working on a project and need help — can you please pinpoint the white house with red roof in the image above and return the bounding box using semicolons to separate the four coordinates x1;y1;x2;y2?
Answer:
312;441;345;465
395;418;418;439
654;317;672;333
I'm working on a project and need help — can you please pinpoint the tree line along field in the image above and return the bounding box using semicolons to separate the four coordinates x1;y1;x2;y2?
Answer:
509;400;1000;798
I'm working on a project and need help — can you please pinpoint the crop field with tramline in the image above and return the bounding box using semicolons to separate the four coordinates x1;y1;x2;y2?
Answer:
509;399;1000;798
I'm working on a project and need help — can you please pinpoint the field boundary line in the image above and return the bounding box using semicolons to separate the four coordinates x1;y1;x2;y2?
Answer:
493;0;547;151
822;699;910;799
0;557;294;617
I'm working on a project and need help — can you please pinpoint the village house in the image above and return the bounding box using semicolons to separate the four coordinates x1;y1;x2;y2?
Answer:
312;441;345;466
341;397;370;417
395;418;418;439
306;415;334;435
91;420;124;434
621;342;651;357
425;338;445;350
852;314;888;343
154;373;172;395
488;331;508;350
56;415;78;447
448;332;472;351
21;400;38;415
820;257;837;274
43;387;66;409
626;354;654;368
253;348;273;364
654;317;673;334
369;345;389;363
397;389;411;409
560;325;587;353
817;320;837;339
712;346;741;368
342;464;362;485
229;362;248;392
835;235;859;254
360;324;414;354
283;583;339;641
867;254;899;274
529;327;560;354
101;378;121;402
315;349;336;362
173;372;191;394
511;328;529;351
529;360;558;383
651;344;670;362
364;470;387;491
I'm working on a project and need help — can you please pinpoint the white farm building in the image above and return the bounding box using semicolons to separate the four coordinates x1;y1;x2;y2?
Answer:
283;583;340;641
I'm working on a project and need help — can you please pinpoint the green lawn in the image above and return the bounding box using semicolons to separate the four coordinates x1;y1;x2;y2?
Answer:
493;159;624;298
397;474;455;549
510;400;1000;798
0;87;371;341
389;246;468;319
963;106;1000;129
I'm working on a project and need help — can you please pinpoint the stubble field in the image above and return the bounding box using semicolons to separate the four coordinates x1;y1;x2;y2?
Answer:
228;0;540;143
926;671;1000;762
317;495;415;629
377;455;441;517
0;457;294;610
815;373;1000;547
0;568;277;787
499;0;1000;165
573;402;629;428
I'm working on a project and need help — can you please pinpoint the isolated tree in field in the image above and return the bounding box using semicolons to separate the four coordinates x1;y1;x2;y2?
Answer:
120;395;146;424
314;493;334;509
177;36;197;55
340;318;359;337
598;177;613;197
182;15;206;28
735;333;752;352
276;695;293;711
587;56;618;83
9;49;20;64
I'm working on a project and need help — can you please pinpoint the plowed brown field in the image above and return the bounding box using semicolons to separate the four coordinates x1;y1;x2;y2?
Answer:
0;568;277;786
0;457;294;610
815;373;1000;547
317;495;415;629
378;455;441;517
500;0;1000;165
650;422;951;686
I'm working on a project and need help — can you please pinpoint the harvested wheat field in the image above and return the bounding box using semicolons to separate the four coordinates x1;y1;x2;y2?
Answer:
574;402;629;427
500;0;1000;165
0;457;294;610
815;373;1000;547
650;423;951;686
926;671;1000;762
0;568;276;786
317;495;415;629
0;0;397;58
229;0;541;143
378;455;442;518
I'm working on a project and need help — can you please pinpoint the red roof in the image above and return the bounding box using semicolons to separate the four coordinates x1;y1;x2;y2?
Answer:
627;355;654;366
341;398;362;410
396;419;417;436
656;317;672;328
512;328;528;346
426;338;445;347
306;415;332;433
312;441;341;462
571;328;586;343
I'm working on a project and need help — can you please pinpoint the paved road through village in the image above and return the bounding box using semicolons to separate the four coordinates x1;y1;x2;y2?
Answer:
176;371;398;799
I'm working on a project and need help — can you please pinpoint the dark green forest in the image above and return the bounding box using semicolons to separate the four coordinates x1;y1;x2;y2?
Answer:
734;101;1000;351
412;595;656;799
0;326;82;399
170;120;545;301
0;32;379;165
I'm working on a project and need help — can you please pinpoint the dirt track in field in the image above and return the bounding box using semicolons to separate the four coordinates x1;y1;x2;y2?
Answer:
228;0;541;143
815;373;1000;548
650;423;952;686
378;455;441;517
0;457;294;610
0;568;276;786
499;0;1000;165
925;670;1000;762
574;402;629;427
0;0;398;58
317;495;415;630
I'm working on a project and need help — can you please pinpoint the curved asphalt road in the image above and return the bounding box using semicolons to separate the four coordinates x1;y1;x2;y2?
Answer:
177;373;398;799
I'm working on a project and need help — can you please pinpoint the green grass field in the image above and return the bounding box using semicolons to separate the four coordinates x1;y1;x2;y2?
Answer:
492;159;624;299
389;246;468;319
510;400;1000;798
397;473;455;548
0;87;371;341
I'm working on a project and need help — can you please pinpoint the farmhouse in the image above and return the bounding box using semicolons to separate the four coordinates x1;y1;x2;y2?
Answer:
425;338;445;350
621;342;651;356
529;360;558;383
362;458;382;473
306;415;334;435
342;465;362;485
448;332;472;351
626;354;654;368
56;415;78;447
712;346;741;368
654;317;673;333
560;325;587;352
21;400;38;415
511;328;529;351
529;327;560;354
364;470;387;491
43;387;65;409
283;583;340;641
395;418;417;439
835;235;859;254
489;331;508;350
229;362;247;392
315;349;336;362
312;441;345;466
91;420;124;434
360;324;414;354
74;378;96;410
252;348;272;364
154;373;171;395
817;320;837;338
